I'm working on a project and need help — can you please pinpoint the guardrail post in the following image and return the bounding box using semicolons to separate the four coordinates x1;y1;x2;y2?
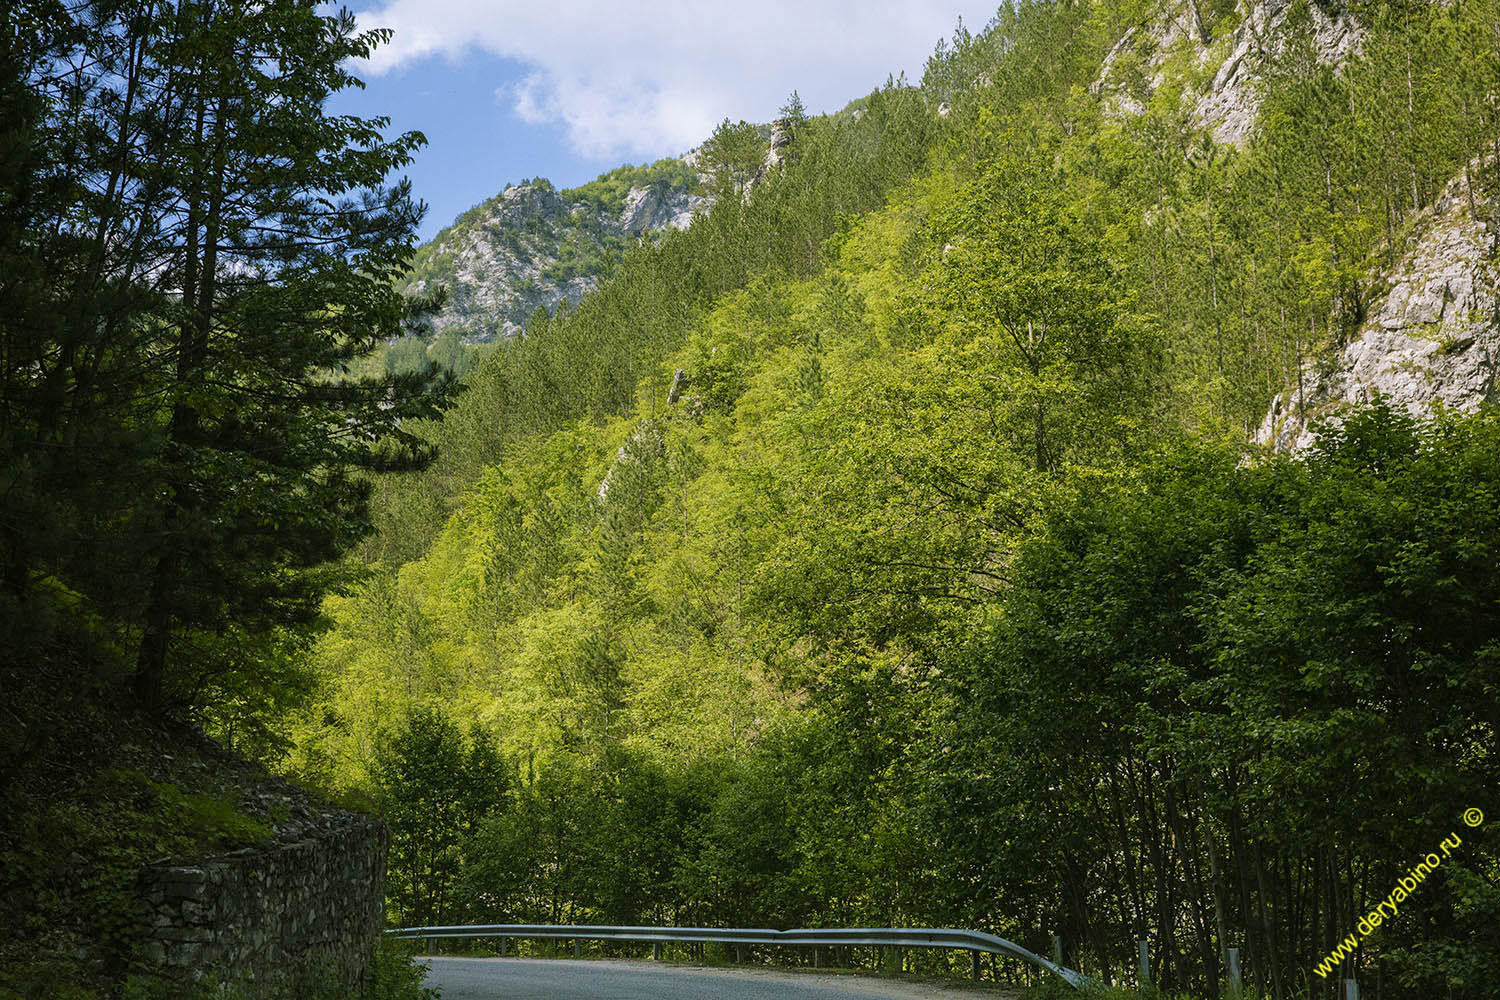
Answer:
652;941;661;961
1343;979;1359;1000
971;949;980;981
1226;947;1241;998
573;939;581;959
736;945;744;964
1139;938;1151;987
500;937;507;958
1053;934;1063;967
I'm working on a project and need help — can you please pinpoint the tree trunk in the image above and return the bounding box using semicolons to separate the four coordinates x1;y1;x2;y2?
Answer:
135;84;226;712
1185;0;1211;46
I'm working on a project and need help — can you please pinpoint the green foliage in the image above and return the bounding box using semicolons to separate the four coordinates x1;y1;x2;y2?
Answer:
922;404;1500;996
565;157;703;215
779;90;808;125
370;332;486;381
539;230;629;284
371;708;508;927
102;939;438;1000
13;0;1498;997
0;4;461;992
0;745;278;995
1;0;458;716
362;939;441;1000
298;5;1500;995
365;79;937;566
698;118;767;200
109;771;273;852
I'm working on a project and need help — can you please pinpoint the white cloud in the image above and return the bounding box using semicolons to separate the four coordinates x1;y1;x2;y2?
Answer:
352;1;990;158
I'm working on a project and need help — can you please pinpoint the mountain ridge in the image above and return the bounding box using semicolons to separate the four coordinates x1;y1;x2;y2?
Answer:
403;156;710;342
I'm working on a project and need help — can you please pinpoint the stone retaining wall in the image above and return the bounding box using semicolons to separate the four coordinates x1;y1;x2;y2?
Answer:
139;812;387;997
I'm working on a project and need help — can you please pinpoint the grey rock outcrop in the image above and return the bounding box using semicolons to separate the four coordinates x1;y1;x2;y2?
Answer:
1094;0;1363;146
1091;3;1496;449
1195;0;1361;145
620;184;700;235
406;163;709;342
746;117;796;196
1258;168;1499;451
1093;3;1198;119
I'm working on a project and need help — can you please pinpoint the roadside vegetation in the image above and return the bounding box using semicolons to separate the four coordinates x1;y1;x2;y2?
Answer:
3;2;1497;999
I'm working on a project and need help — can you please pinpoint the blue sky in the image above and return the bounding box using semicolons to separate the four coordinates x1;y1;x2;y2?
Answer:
329;50;622;241
331;1;997;241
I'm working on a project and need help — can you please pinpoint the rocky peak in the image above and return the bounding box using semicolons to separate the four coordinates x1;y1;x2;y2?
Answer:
499;180;569;216
403;158;710;342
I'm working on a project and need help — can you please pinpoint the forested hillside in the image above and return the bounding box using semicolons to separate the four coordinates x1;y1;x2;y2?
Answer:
279;2;1500;998
5;1;1498;998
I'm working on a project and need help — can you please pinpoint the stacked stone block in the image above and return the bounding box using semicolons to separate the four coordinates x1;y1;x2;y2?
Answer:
139;814;387;997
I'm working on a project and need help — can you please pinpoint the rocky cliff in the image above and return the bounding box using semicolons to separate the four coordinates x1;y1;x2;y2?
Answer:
1259;166;1499;450
405;157;709;342
1094;2;1496;449
1095;0;1363;146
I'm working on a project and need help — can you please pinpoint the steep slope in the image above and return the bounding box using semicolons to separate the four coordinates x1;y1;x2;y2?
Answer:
1090;1;1497;449
1259;165;1499;450
404;157;709;341
1093;0;1363;145
292;5;1500;997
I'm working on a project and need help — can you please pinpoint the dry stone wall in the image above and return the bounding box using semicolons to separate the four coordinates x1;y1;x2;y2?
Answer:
139;812;387;997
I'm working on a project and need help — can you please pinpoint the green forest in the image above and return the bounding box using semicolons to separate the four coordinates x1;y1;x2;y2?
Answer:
3;1;1498;999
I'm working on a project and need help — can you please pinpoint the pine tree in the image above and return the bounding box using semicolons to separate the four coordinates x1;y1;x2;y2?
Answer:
698;118;765;200
779;89;808;127
5;1;458;713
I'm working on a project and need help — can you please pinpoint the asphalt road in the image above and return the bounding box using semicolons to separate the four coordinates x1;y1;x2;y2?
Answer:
420;957;1011;1000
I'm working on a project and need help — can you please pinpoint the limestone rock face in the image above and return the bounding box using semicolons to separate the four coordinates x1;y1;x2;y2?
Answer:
1094;1;1363;146
1195;0;1362;145
1089;3;1495;448
746;117;796;196
1258;170;1499;451
1093;4;1197;120
405;160;709;342
619;184;700;235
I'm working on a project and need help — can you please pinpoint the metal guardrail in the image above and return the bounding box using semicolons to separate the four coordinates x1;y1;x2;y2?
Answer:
386;923;1090;988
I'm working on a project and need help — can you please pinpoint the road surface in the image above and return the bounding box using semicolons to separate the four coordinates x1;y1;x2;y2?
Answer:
420;957;1017;1000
